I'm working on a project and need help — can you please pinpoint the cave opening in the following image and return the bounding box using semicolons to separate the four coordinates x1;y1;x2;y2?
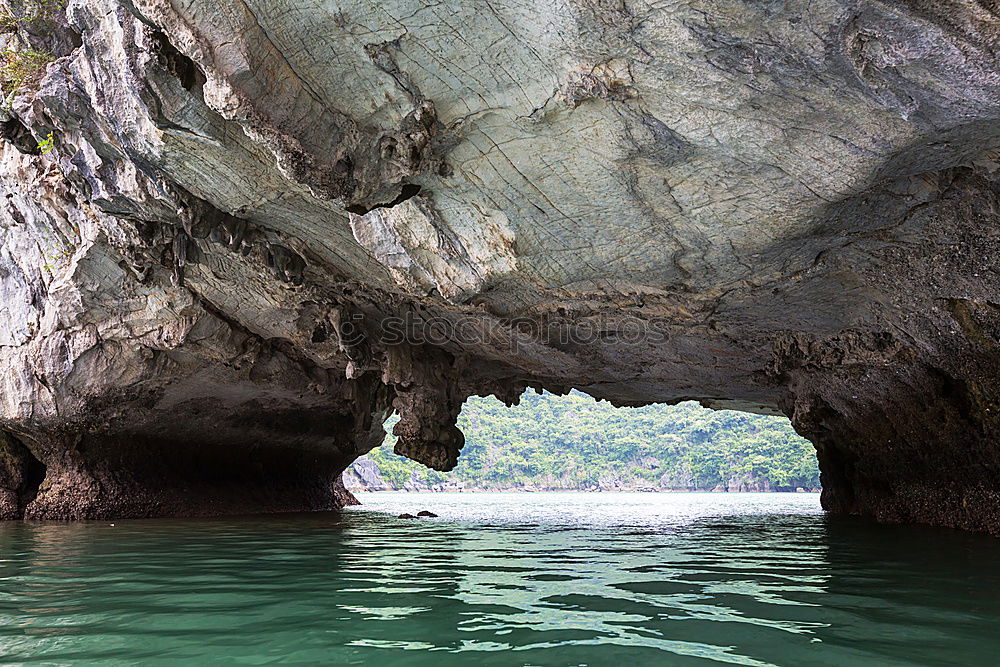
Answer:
347;390;821;494
18;444;46;513
0;432;46;519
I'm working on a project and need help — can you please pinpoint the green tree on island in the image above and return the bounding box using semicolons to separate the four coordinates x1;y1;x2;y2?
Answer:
351;391;821;492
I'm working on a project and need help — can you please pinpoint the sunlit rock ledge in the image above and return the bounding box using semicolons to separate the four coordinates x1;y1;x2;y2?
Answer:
0;0;997;530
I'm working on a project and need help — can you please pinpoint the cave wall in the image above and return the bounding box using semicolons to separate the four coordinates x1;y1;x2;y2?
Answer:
0;0;996;528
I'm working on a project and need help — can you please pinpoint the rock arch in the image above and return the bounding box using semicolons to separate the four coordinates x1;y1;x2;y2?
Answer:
0;0;996;530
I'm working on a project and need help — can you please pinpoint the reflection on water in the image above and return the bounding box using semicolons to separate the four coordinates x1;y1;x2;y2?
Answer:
1;492;999;665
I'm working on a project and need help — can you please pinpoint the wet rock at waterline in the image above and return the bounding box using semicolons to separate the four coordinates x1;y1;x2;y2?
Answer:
0;0;997;531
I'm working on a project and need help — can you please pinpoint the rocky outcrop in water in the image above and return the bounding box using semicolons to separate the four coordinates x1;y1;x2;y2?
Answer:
343;457;390;492
0;0;997;530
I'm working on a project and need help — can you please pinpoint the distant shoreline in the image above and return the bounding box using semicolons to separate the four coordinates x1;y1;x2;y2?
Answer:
350;488;823;494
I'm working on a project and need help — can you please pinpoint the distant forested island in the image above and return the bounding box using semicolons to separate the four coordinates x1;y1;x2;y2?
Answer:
345;392;821;493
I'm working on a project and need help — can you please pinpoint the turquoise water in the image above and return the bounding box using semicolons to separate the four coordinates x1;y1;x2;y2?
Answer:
2;492;1000;665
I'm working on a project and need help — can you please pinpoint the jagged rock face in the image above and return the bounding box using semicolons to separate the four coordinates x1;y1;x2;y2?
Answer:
0;0;996;528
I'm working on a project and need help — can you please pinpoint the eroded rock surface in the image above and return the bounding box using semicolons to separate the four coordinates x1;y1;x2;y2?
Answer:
0;0;996;529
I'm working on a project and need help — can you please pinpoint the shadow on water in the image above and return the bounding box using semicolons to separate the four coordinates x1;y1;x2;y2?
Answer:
813;515;1000;665
1;494;999;665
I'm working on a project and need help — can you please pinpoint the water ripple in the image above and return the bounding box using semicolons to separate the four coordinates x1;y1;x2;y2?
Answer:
2;492;1000;665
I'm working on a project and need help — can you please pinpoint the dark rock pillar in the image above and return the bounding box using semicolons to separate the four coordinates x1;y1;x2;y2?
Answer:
783;312;1000;533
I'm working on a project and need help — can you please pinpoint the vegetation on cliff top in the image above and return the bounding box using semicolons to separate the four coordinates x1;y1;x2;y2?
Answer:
0;0;66;30
0;46;52;99
0;0;66;106
354;391;820;491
